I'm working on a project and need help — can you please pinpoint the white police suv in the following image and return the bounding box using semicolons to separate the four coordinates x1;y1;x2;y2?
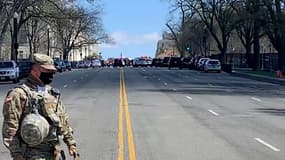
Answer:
0;60;20;83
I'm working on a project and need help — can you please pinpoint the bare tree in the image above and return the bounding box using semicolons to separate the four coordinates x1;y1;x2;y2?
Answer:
231;0;264;68
166;0;196;57
187;18;211;56
1;0;75;59
191;0;236;64
5;0;58;60
1;0;110;61
262;0;285;72
52;6;107;60
0;0;30;56
25;18;49;59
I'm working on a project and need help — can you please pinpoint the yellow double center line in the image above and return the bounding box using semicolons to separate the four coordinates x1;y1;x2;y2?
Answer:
118;69;136;160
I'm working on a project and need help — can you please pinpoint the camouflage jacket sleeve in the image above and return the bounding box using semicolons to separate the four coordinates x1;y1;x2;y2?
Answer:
2;88;27;157
57;99;76;147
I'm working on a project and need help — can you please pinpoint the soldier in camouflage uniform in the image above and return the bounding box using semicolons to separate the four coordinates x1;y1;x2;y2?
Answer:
2;54;78;160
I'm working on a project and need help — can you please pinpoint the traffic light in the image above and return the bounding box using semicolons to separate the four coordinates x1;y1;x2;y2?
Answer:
186;47;190;51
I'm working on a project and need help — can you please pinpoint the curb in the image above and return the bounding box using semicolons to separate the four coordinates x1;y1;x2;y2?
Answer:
230;72;285;85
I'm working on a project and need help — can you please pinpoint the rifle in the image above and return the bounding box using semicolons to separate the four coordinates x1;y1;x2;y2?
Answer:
74;152;80;160
60;150;66;160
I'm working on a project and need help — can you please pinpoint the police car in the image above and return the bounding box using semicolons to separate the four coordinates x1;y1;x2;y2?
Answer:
0;60;20;83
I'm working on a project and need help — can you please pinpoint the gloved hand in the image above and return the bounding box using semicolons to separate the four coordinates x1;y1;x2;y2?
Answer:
13;155;25;160
68;145;77;157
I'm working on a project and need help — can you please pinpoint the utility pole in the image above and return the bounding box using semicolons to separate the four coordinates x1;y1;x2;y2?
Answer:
47;25;50;56
12;12;20;63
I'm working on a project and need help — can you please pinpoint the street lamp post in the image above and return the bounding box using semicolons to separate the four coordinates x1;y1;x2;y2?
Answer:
99;52;102;59
47;25;50;56
13;12;20;63
172;45;175;57
203;27;207;57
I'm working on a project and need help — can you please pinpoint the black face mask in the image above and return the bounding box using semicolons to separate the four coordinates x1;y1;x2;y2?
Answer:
39;72;54;84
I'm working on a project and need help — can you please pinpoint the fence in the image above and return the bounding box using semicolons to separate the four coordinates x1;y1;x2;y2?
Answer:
211;53;279;71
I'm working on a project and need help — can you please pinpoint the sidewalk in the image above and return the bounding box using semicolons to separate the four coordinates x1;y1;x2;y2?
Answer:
230;68;285;85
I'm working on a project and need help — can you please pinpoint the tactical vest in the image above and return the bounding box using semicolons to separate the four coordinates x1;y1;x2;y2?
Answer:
18;84;62;147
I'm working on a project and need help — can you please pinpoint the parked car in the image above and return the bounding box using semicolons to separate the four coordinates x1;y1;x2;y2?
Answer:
146;59;152;67
197;58;210;70
179;57;191;69
151;58;162;67
123;58;131;66
71;61;79;68
133;58;139;67
114;59;124;67
54;60;66;72
106;58;114;66
64;60;72;71
78;61;85;68
91;59;102;68
161;57;171;67
193;56;202;69
168;57;181;69
133;58;148;67
18;60;33;78
0;60;20;83
189;57;196;70
204;59;221;72
84;61;92;68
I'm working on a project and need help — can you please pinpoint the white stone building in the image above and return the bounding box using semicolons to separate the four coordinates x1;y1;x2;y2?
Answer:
155;32;180;58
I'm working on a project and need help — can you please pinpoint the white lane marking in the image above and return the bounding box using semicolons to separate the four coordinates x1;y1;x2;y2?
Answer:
194;78;198;81
186;96;193;100
164;82;168;86
251;97;261;102
63;85;68;88
158;78;161;81
255;138;280;152
73;80;77;83
172;88;177;91
208;110;219;116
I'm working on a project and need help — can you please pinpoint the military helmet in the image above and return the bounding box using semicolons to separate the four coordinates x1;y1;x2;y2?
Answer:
20;114;50;146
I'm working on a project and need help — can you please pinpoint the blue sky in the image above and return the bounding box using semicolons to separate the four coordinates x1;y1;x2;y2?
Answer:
78;0;170;59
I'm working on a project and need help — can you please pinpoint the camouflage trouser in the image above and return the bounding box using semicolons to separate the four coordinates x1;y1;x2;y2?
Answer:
24;148;55;160
23;145;62;160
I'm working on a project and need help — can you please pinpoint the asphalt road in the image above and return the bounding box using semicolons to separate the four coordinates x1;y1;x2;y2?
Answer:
1;67;285;160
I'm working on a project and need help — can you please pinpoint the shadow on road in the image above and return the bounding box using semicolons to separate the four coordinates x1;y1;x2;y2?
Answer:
255;108;285;116
136;83;284;98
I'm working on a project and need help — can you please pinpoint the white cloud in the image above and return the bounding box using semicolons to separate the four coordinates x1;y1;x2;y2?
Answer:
99;43;118;49
100;32;161;49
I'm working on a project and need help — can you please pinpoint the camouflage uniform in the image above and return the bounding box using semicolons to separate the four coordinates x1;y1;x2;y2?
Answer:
2;55;76;160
